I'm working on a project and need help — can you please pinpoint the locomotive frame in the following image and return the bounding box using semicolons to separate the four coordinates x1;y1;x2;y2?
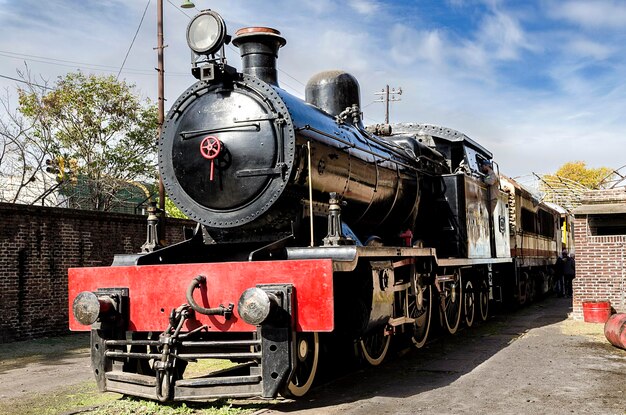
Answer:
68;9;564;402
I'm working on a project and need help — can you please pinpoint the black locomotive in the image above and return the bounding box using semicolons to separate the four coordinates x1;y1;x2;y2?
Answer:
69;9;563;402
160;22;448;243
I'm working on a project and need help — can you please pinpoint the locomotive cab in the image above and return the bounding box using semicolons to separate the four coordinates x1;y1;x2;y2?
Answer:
388;123;511;259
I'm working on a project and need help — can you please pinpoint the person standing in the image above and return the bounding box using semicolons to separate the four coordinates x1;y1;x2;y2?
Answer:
480;159;500;257
554;252;565;297
562;250;575;298
480;159;500;187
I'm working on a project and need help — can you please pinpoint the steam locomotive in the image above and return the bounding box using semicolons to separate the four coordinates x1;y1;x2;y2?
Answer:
69;9;564;401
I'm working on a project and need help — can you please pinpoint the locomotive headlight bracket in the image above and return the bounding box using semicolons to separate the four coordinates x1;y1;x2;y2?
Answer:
186;10;228;56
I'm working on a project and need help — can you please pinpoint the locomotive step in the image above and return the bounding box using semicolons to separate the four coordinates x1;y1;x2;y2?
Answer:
175;363;264;400
174;382;263;401
105;371;156;387
104;369;265;401
105;371;158;400
176;374;262;387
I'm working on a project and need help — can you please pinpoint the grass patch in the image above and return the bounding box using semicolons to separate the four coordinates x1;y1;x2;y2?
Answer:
183;359;238;379
0;334;268;415
0;382;269;415
86;397;267;415
0;381;119;415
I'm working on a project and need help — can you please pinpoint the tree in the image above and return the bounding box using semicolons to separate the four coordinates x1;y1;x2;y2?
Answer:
545;161;614;190
18;72;158;211
164;197;188;219
0;70;59;205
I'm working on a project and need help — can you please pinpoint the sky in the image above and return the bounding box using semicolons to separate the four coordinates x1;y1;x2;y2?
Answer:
0;0;625;178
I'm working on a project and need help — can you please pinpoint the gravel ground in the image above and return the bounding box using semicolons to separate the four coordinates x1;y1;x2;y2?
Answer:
262;297;626;415
1;297;624;415
0;334;92;400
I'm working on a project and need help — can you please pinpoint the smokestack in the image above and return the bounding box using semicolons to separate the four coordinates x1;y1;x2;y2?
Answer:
232;27;286;86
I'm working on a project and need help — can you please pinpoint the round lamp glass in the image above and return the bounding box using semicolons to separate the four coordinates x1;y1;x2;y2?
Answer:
187;12;225;55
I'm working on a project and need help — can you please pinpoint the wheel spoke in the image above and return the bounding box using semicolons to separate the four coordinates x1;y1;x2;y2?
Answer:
519;272;529;305
464;279;475;327
282;332;319;398
359;327;390;366
479;279;489;321
442;273;462;334
409;281;432;348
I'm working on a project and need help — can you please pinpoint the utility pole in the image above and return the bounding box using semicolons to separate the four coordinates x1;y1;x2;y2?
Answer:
156;0;166;243
374;85;402;124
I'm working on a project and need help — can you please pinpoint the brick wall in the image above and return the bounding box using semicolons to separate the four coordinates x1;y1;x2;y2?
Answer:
578;188;626;204
0;202;195;343
572;188;626;320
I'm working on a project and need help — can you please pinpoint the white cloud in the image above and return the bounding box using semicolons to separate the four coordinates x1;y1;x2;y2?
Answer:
456;39;491;74
476;10;536;60
550;0;626;29
565;38;614;60
388;24;447;66
296;0;338;16
348;0;381;16
1;0;625;179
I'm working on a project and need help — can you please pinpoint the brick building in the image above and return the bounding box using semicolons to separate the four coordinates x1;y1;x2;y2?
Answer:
0;203;194;343
571;187;626;320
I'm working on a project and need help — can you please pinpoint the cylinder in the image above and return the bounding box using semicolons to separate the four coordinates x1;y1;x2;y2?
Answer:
582;300;612;323
604;313;626;350
232;27;286;86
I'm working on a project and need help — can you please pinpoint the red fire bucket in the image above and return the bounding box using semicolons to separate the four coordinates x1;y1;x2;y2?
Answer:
582;300;612;323
604;313;626;350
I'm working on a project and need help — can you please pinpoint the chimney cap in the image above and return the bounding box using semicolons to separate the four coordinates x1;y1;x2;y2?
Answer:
233;27;286;47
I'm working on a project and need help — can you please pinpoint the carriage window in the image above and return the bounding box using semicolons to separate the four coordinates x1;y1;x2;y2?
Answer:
521;208;537;234
588;214;626;236
538;209;555;238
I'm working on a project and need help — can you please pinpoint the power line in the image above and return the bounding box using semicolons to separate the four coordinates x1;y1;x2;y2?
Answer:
0;50;189;76
165;0;193;18
118;0;151;80
364;115;382;125
0;50;110;67
225;44;302;94
278;68;306;87
0;73;54;90
1;6;308;95
362;100;377;109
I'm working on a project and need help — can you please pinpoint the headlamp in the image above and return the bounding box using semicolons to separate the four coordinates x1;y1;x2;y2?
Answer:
186;10;227;55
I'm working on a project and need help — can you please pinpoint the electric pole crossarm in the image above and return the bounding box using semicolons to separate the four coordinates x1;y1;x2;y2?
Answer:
374;85;402;124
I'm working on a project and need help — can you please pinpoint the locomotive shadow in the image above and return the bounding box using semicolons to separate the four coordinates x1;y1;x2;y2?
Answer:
0;332;90;374
270;296;571;412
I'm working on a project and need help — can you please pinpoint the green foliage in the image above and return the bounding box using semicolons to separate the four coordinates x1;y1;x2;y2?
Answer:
165;197;189;219
0;381;118;415
18;72;158;211
89;397;263;415
544;161;614;190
